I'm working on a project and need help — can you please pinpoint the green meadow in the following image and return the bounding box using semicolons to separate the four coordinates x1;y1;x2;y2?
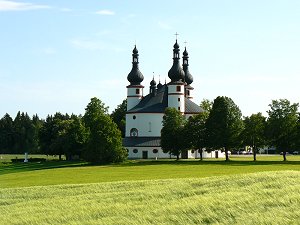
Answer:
1;155;300;224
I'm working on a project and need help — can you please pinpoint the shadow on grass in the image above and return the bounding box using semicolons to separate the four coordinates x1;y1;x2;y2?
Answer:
1;158;299;175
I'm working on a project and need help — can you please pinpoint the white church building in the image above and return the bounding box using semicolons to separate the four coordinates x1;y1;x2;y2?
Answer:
123;39;224;159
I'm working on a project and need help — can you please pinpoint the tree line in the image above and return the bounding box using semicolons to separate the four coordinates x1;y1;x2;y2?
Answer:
161;97;300;161
0;98;127;163
1;96;299;162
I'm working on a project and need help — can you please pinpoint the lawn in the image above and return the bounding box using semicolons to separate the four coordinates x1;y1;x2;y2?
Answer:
1;171;300;225
0;155;299;188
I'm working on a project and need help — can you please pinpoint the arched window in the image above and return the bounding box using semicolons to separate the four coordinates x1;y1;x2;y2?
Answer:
148;122;152;132
130;128;138;137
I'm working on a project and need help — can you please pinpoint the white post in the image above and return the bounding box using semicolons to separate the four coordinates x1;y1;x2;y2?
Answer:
24;152;28;163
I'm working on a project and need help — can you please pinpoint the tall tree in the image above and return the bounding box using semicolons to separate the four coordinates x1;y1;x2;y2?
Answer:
200;99;213;113
161;108;186;160
13;112;36;154
206;96;244;161
111;99;127;137
266;99;299;161
184;112;209;160
242;113;266;161
83;97;127;163
0;113;14;154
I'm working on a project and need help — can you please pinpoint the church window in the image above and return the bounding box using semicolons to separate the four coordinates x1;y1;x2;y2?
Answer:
178;98;180;102
176;86;181;92
187;90;190;96
148;122;152;132
133;149;138;154
133;115;136;120
136;89;140;94
178;107;180;111
184;59;187;65
153;149;158;154
130;128;138;137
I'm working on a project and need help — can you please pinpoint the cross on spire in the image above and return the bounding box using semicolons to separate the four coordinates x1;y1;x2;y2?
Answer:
174;32;179;40
184;41;187;47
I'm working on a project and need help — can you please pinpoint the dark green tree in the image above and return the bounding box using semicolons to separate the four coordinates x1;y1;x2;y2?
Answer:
266;99;299;161
206;96;244;161
13;112;36;154
242;113;266;161
184;112;209;160
161;108;186;160
0;113;14;154
200;99;213;113
111;99;127;137
83;97;127;163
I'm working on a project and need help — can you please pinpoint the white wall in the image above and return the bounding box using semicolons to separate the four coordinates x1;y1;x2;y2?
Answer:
125;113;164;137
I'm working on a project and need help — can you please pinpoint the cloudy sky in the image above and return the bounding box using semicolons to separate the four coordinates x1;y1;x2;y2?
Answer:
0;0;299;118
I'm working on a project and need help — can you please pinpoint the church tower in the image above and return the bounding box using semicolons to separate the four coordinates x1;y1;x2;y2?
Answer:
127;45;144;110
167;39;185;113
182;47;194;99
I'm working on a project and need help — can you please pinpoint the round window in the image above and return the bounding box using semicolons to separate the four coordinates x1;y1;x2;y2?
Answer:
153;149;158;154
133;115;136;120
133;149;138;154
191;150;195;153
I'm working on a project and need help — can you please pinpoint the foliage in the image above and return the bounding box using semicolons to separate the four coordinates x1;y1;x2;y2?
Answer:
0;114;14;154
184;112;209;160
200;98;213;113
1;171;300;224
266;99;299;161
83;97;127;164
161;108;186;160
110;99;127;137
242;113;266;161
206;96;244;161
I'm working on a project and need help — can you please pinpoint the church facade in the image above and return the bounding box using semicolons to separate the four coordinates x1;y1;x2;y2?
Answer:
123;40;224;159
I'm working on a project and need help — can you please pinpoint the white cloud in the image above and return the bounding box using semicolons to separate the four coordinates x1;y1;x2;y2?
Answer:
0;0;50;11
95;9;115;15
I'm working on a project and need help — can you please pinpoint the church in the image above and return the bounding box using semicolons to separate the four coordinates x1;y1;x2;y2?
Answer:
123;39;224;159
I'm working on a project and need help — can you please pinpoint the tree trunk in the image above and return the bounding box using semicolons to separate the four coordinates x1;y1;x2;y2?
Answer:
283;151;287;161
199;148;203;161
59;154;62;161
253;146;257;161
176;154;179;160
225;147;229;161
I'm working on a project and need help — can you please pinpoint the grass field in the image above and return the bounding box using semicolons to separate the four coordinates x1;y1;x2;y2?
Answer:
1;171;299;225
1;155;300;224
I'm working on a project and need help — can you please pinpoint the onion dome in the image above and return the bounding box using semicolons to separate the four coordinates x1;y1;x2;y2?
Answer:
127;45;144;85
168;40;185;82
182;47;193;85
150;77;156;86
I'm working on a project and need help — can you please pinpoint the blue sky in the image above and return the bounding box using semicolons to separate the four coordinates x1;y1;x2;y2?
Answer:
0;0;299;118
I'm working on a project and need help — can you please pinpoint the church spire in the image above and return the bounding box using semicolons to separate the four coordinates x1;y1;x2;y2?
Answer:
127;45;144;85
168;35;185;83
182;46;193;85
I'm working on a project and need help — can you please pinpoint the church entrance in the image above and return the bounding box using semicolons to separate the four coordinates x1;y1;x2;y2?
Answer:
215;151;219;158
142;151;148;159
181;150;188;159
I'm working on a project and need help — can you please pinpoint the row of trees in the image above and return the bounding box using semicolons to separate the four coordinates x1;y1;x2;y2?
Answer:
161;97;300;161
0;98;127;163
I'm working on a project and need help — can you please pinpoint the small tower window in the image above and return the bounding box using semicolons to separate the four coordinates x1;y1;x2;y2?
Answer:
176;86;181;92
184;59;188;65
178;98;180;102
178;107;180;111
136;89;140;94
187;90;190;96
148;122;152;132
